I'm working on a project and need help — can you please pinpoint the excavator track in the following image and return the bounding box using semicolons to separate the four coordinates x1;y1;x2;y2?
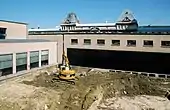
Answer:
52;77;75;85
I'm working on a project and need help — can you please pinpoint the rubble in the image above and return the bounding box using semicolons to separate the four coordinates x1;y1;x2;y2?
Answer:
165;91;170;100
0;66;170;110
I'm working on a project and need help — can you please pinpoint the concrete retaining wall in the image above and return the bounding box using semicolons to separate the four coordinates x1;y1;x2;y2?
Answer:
72;65;170;79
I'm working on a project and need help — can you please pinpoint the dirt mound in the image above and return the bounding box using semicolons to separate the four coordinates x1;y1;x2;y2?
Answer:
100;72;166;99
21;70;170;110
0;65;169;110
98;95;170;110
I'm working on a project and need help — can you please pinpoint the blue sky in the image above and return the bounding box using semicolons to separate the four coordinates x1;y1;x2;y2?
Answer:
1;0;170;28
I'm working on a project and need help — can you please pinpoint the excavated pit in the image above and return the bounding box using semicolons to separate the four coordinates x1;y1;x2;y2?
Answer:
0;66;170;110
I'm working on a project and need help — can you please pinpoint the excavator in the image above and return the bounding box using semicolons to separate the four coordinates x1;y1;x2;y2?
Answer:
58;50;76;84
52;34;76;85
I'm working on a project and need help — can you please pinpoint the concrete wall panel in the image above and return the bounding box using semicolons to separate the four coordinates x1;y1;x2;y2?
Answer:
0;21;27;39
0;41;58;65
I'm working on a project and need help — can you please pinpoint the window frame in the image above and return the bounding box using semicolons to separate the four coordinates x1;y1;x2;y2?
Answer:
71;39;78;45
127;40;136;47
161;41;170;48
143;40;153;47
83;39;91;45
111;40;120;46
97;39;105;45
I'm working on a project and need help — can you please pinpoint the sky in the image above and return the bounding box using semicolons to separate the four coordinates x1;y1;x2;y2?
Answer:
1;0;170;28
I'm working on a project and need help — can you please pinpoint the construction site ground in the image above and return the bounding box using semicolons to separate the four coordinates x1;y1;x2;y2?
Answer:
0;65;170;110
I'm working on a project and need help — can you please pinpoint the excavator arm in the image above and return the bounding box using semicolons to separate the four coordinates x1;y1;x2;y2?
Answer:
62;51;70;67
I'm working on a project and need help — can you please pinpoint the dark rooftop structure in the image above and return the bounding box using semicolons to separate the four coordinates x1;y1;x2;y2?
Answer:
138;26;170;32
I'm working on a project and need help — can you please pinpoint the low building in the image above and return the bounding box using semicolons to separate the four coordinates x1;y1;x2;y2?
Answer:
0;39;58;76
0;20;59;77
0;20;28;39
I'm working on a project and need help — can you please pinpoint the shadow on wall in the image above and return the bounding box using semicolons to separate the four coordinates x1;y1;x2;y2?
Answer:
67;48;170;74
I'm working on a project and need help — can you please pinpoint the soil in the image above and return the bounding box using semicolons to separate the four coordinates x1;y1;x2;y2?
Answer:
0;66;170;110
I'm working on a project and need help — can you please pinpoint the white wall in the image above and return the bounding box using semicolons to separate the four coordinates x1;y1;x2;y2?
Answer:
0;41;58;73
0;21;27;39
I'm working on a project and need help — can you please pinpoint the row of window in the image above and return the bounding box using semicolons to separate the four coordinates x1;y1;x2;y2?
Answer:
71;39;170;47
0;50;49;76
28;31;170;35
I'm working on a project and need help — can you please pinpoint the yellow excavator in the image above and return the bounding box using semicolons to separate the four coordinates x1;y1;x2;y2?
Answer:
58;51;76;81
53;34;76;84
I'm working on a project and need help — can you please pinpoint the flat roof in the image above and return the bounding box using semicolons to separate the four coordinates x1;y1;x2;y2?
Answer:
76;23;116;27
28;28;60;32
0;20;28;25
0;39;52;43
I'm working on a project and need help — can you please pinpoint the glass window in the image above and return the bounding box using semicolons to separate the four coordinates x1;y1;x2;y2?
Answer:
41;50;49;66
0;35;5;39
71;39;78;45
127;40;136;47
16;52;27;66
84;39;91;45
16;52;27;72
112;40;120;46
143;40;153;47
30;51;39;63
0;28;6;34
97;39;105;45
161;41;170;47
30;51;39;69
0;54;13;70
0;54;13;76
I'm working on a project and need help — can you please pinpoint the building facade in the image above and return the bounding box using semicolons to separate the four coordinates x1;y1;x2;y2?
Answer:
0;20;28;39
28;10;170;74
0;20;58;77
0;39;58;76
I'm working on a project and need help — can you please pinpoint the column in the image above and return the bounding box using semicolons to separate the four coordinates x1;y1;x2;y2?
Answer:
39;50;41;67
27;51;30;70
12;53;16;74
56;42;58;63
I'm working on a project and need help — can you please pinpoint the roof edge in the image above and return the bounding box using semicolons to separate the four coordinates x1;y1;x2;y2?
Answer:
0;20;28;25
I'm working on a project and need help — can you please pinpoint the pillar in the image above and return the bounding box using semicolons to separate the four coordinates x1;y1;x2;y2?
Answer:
12;53;16;74
27;51;30;70
39;50;41;67
56;42;58;63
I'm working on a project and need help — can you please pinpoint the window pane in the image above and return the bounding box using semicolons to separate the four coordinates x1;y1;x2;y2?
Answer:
161;41;170;47
84;39;91;45
41;55;48;61
71;39;78;44
16;52;27;59
30;51;39;57
30;51;39;63
0;54;13;61
41;50;49;55
16;58;27;66
112;40;120;46
143;40;153;47
0;60;13;69
127;40;136;46
97;39;105;45
30;56;39;63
